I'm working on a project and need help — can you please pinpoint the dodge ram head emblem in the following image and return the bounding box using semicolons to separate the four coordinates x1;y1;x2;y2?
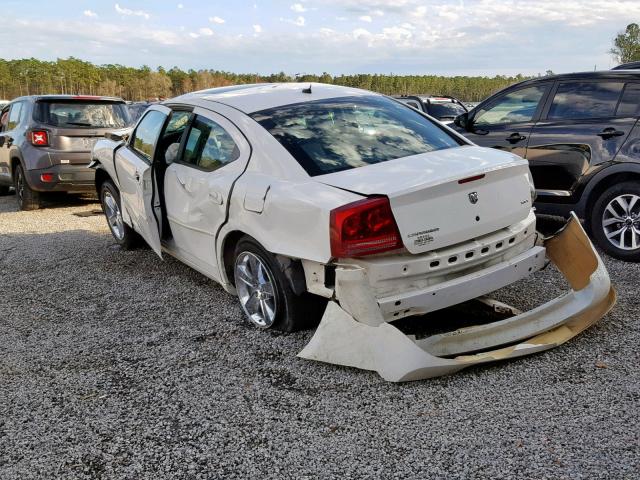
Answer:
468;192;479;204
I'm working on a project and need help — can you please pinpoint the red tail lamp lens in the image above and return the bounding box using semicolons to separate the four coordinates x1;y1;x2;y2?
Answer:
330;196;403;258
40;173;55;182
30;130;49;146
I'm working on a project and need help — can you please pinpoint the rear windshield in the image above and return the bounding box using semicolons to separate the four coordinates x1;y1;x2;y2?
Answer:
427;102;467;119
251;95;461;176
34;100;129;128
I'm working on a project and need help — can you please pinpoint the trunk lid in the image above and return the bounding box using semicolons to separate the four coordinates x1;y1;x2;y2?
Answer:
316;145;533;254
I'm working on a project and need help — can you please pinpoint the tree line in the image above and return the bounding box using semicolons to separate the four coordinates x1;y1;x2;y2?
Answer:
0;56;532;102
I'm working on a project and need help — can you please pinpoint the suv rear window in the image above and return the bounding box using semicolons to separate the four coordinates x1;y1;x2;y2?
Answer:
426;102;466;119
251;95;461;176
34;100;129;128
548;81;624;120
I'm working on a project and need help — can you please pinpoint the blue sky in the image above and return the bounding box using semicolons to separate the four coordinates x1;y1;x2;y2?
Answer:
0;1;636;76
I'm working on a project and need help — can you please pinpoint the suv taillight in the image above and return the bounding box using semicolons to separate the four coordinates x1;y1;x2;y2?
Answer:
330;196;403;258
30;130;49;146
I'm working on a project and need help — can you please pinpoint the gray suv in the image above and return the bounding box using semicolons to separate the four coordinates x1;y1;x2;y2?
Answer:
0;95;130;210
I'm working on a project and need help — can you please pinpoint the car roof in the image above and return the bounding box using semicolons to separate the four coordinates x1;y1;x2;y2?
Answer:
11;94;125;103
171;82;377;114
612;61;640;70
393;94;459;102
509;70;640;88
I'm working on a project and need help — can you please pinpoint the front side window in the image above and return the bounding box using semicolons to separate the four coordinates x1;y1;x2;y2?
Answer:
131;110;167;161
7;102;24;130
182;115;239;171
616;83;640;117
251;95;461;176
474;86;546;126
34;101;129;128
548;81;624;120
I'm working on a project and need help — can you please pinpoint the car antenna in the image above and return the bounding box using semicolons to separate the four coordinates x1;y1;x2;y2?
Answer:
302;84;312;94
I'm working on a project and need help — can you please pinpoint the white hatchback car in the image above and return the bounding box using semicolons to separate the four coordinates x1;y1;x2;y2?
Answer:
91;83;615;381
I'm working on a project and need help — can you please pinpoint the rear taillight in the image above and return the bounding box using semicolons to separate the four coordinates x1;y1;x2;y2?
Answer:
330;196;403;258
30;130;49;146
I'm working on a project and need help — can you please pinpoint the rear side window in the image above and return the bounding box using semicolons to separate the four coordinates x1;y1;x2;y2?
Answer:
181;115;239;171
548;81;624;120
34;100;129;128
7;102;23;130
617;83;640;117
131;110;167;161
252;95;461;176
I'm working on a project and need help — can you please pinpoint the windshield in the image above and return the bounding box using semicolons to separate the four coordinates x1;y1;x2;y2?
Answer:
34;101;129;128
427;102;467;119
251;95;461;176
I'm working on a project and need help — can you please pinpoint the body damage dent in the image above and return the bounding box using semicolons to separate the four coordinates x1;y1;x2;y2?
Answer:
298;213;616;382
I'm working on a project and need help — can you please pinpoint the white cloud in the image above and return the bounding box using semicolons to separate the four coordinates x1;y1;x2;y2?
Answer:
177;3;184;8
83;10;98;18
189;32;199;38
114;3;150;20
209;16;225;24
252;24;262;34
359;15;372;22
198;27;214;36
291;3;307;13
282;16;305;26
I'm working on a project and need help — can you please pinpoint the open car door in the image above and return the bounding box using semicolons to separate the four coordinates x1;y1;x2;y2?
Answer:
115;105;171;257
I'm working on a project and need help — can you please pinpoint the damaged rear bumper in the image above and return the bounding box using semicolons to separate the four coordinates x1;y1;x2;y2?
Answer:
298;213;616;382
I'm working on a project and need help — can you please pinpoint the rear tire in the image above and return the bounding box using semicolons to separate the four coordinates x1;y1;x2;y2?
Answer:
99;179;140;249
590;181;640;262
233;237;327;332
14;164;40;210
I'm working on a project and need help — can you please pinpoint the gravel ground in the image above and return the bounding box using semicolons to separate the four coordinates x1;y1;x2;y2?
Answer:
0;193;638;479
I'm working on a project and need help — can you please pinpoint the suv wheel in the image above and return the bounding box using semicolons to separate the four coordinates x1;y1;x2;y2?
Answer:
591;181;640;261
233;237;327;332
14;164;40;210
99;179;140;249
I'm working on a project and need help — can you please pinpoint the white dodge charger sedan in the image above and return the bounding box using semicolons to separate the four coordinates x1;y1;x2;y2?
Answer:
91;83;615;381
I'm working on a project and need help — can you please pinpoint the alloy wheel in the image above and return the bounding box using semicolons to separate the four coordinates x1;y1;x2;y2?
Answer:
602;194;640;250
102;190;125;240
234;251;277;328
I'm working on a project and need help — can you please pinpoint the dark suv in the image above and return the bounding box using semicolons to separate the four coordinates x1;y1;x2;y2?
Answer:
452;71;640;261
0;95;130;210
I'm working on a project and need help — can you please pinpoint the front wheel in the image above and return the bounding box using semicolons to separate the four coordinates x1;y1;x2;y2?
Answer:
590;181;640;262
100;179;140;249
233;237;327;332
14;164;40;210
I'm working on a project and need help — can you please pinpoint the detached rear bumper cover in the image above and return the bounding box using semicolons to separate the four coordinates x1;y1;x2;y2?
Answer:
298;214;616;382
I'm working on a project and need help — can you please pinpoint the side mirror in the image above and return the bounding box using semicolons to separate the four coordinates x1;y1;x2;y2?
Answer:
454;112;469;130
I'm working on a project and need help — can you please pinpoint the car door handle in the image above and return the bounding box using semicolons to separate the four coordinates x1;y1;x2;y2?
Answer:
209;191;224;205
506;133;527;144
597;128;625;139
134;171;140;182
